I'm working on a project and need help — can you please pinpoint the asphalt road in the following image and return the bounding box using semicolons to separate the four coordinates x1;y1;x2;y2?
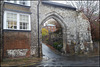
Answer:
35;43;100;66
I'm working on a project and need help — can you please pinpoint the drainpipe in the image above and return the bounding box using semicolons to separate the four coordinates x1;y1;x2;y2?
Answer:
1;1;4;61
37;0;40;58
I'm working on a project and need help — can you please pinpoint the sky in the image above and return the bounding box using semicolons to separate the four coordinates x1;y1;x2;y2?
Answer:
52;1;67;4
51;1;99;9
51;1;78;8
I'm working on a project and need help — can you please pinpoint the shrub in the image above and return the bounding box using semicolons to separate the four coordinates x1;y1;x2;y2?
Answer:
53;42;63;51
53;42;58;49
57;44;63;51
42;28;49;37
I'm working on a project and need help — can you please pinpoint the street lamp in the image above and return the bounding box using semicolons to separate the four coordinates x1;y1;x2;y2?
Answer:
37;0;40;57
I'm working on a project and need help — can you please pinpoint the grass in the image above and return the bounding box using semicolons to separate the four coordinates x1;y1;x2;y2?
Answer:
1;57;42;66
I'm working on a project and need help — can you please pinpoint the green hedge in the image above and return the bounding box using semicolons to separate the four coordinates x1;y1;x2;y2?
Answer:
53;42;63;51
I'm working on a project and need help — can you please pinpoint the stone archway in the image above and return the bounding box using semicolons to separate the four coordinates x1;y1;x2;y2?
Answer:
39;12;67;54
30;1;93;57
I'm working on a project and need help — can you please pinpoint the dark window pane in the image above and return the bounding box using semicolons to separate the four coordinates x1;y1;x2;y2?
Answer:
26;26;27;29
14;26;17;29
25;23;27;29
20;22;22;25
23;23;25;26
20;26;22;29
23;26;25;29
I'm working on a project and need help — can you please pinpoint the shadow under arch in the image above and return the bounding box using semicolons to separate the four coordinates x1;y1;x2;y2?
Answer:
39;12;67;54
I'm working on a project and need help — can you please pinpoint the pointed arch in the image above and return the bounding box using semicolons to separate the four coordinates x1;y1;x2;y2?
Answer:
39;12;67;53
40;11;66;29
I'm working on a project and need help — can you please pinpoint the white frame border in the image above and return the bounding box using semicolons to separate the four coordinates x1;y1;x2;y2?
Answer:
3;11;31;31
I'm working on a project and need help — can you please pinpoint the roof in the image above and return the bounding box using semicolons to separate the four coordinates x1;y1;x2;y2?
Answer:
46;24;55;26
41;1;76;10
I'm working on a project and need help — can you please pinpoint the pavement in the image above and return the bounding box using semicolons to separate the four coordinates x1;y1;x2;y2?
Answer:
30;43;100;67
1;43;99;67
1;57;42;66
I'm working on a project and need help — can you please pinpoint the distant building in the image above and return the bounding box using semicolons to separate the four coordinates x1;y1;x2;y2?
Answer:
44;24;57;32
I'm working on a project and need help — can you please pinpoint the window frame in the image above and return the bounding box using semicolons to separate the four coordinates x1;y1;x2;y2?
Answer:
6;12;17;29
3;11;31;31
19;14;30;30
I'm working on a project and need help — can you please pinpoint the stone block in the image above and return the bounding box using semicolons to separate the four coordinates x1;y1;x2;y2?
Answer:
7;49;28;57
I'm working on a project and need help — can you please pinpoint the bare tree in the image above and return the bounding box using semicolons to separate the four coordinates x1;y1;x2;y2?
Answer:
68;0;99;40
69;0;99;21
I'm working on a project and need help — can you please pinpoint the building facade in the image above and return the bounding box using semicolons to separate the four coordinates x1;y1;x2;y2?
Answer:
31;1;93;56
44;24;57;32
2;0;93;58
3;0;31;58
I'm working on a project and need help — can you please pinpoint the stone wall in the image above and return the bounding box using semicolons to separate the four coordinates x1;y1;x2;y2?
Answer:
30;1;40;57
3;31;31;58
25;1;94;56
7;49;28;57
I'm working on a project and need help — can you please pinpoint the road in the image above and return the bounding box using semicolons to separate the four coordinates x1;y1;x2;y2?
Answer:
35;43;99;66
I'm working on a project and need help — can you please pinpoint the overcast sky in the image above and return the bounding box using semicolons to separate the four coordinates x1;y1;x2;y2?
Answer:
52;1;66;4
51;1;78;8
51;1;99;9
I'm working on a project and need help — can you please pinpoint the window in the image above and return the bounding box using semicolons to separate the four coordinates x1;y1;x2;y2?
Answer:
51;29;53;32
20;15;29;30
7;13;17;29
4;11;31;30
48;27;50;28
19;1;27;6
14;0;17;4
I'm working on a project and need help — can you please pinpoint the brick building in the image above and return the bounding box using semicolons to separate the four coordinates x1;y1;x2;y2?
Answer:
2;0;31;58
44;24;57;32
